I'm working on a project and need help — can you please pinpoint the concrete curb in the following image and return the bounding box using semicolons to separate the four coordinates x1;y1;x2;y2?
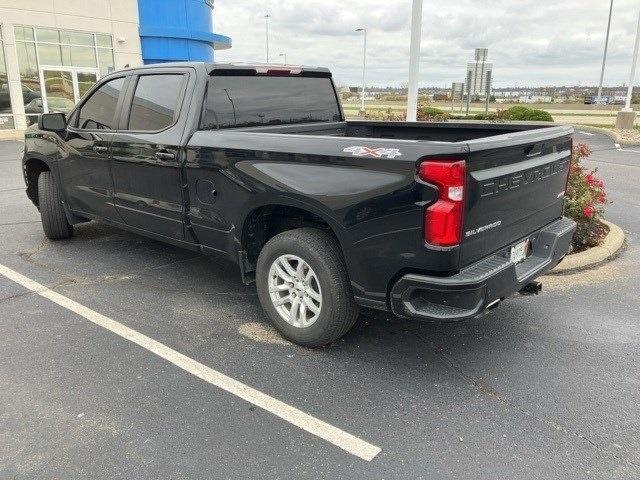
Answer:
0;130;25;141
572;124;640;147
549;220;626;275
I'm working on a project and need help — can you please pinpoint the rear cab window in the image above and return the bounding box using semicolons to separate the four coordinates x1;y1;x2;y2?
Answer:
200;73;342;129
127;74;185;131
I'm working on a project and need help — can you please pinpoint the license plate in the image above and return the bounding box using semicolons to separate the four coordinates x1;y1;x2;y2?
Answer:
510;239;530;264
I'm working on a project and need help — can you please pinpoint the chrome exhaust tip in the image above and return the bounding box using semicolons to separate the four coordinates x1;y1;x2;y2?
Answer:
485;298;501;310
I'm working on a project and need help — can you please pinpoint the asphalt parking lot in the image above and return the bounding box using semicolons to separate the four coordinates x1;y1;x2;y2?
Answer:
1;131;639;479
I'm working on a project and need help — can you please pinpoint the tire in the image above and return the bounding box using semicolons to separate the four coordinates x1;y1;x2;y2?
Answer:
37;170;73;240
256;228;359;348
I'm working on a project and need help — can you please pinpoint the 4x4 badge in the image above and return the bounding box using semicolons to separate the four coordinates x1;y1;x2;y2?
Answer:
343;146;402;159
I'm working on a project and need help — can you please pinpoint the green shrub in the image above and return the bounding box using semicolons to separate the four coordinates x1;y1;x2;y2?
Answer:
361;104;553;123
469;113;497;120
416;106;451;121
447;106;552;122
497;106;553;122
362;107;405;121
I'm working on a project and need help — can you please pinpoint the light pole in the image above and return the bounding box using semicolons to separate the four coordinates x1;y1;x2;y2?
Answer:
356;27;367;114
616;5;640;129
279;53;287;65
596;0;614;106
264;13;270;63
406;0;423;121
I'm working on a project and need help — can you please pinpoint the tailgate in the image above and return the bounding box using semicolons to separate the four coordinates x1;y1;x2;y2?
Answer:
461;126;572;266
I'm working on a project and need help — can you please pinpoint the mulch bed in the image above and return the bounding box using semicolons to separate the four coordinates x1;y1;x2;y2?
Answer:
570;220;610;254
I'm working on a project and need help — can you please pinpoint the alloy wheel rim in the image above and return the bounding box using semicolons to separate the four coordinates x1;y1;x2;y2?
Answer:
267;254;322;328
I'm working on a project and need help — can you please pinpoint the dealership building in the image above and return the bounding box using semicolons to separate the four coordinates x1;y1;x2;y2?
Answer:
0;0;231;130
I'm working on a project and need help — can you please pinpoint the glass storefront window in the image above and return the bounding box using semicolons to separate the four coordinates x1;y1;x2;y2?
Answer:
15;25;115;120
60;46;97;68
0;116;15;129
95;34;113;48
0;30;11;114
38;45;95;69
16;41;39;76
14;26;34;42
97;48;115;76
69;46;97;68
37;43;63;65
15;41;43;114
42;70;75;114
77;72;98;98
0;26;15;128
35;28;60;43
60;30;94;46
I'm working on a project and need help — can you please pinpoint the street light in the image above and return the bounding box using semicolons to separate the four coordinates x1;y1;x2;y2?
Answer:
616;5;640;129
279;53;287;65
355;27;367;114
264;13;270;63
596;0;614;106
406;0;423;122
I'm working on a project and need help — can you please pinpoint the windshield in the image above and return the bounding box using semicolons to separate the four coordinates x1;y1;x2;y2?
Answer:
200;75;342;129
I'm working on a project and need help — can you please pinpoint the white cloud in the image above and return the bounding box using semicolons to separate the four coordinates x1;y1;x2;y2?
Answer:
213;0;640;87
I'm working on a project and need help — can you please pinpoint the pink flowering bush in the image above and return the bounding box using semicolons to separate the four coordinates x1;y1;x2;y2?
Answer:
564;143;608;251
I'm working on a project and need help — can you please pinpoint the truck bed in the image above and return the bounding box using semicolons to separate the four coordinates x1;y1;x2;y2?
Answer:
190;119;572;277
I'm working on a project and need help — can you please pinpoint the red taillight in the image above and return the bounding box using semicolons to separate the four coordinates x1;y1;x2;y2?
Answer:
418;159;466;247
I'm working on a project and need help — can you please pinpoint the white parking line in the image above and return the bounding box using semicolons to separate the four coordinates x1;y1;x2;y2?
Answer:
579;131;594;136
617;147;640;153
0;263;381;462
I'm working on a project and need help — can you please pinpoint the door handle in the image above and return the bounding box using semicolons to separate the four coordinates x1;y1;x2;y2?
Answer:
154;151;175;161
93;145;108;154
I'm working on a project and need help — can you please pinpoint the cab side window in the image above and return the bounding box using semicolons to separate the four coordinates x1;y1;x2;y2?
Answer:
76;77;125;130
127;74;184;131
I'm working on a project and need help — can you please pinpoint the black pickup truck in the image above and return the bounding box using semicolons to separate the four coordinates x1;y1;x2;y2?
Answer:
23;62;576;347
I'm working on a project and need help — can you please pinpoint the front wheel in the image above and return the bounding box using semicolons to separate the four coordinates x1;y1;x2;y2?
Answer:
256;228;358;347
37;170;73;240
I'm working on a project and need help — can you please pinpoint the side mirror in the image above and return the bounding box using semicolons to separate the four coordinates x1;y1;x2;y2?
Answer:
38;112;67;133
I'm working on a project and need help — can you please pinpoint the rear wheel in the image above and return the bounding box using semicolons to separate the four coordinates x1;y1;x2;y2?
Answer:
256;228;358;347
37;171;73;240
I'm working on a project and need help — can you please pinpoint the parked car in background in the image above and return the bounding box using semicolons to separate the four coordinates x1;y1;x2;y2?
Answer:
25;97;75;114
584;95;607;105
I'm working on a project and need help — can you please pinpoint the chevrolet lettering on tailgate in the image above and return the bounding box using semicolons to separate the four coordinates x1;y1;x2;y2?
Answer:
479;158;569;197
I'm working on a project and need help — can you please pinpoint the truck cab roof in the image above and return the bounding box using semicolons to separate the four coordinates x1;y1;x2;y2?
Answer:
114;61;331;76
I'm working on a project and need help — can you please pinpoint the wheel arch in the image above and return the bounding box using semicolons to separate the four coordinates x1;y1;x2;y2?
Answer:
238;199;355;278
23;157;52;207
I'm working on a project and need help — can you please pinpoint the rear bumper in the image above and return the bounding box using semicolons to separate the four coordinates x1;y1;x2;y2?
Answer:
389;216;576;321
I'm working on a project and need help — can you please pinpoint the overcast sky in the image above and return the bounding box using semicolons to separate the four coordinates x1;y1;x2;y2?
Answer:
213;0;640;88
